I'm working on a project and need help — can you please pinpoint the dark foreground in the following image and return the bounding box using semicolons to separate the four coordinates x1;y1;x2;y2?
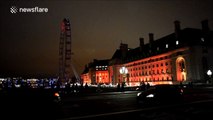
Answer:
0;88;63;120
58;99;213;120
1;85;213;120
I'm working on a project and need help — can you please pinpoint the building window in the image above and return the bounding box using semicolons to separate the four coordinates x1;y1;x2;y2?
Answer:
161;69;164;74
166;69;169;73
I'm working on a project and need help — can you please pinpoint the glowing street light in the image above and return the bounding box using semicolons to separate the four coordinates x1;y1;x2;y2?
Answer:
207;70;212;84
119;66;128;83
119;67;128;75
207;70;212;77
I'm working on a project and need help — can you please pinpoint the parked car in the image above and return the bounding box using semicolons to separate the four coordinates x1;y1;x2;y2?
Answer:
137;84;184;106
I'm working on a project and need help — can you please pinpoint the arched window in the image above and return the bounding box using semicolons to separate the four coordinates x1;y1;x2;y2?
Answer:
179;60;185;72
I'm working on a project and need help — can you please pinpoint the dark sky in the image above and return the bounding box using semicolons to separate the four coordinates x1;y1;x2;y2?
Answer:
1;0;213;78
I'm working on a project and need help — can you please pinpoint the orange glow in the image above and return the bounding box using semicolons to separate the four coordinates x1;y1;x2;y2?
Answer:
54;92;60;97
176;57;187;81
81;73;91;84
96;71;109;84
83;47;190;86
123;47;189;86
125;53;173;85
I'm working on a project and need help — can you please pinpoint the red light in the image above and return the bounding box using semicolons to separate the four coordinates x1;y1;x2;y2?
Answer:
61;22;65;32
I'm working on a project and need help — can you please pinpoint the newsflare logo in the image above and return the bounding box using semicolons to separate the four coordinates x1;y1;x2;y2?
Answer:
10;6;18;14
10;6;48;14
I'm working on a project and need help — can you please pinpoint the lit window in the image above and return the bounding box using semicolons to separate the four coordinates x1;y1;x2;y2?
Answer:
166;69;169;73
166;44;168;48
161;69;164;74
176;40;179;45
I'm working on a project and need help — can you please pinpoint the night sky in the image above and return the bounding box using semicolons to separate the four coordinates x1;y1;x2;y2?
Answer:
1;0;213;78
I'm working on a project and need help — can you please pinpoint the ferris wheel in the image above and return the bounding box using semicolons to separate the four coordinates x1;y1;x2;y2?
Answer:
59;18;82;85
59;18;72;84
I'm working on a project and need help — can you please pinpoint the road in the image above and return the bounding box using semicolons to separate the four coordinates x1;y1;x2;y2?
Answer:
1;85;213;120
57;86;213;120
60;91;138;118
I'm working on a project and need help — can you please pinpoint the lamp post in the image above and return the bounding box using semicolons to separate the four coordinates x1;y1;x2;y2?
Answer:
207;70;212;84
119;66;128;91
119;66;128;83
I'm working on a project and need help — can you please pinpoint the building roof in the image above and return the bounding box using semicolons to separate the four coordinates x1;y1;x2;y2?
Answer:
111;27;213;63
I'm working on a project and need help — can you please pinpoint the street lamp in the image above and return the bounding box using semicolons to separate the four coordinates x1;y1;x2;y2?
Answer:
119;66;128;83
207;70;212;84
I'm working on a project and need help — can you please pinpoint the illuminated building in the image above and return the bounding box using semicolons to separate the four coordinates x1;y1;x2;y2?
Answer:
81;65;90;84
81;59;109;84
82;20;213;86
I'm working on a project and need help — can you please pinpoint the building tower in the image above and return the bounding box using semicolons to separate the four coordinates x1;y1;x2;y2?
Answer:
59;18;72;85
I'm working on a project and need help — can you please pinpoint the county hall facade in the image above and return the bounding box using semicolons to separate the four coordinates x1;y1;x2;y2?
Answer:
81;20;213;86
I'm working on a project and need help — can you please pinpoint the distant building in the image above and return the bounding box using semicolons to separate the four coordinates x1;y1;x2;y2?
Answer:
81;65;90;84
81;59;110;84
82;20;213;86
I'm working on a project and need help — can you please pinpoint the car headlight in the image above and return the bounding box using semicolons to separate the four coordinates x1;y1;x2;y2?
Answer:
137;92;141;97
146;94;154;98
54;92;60;97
